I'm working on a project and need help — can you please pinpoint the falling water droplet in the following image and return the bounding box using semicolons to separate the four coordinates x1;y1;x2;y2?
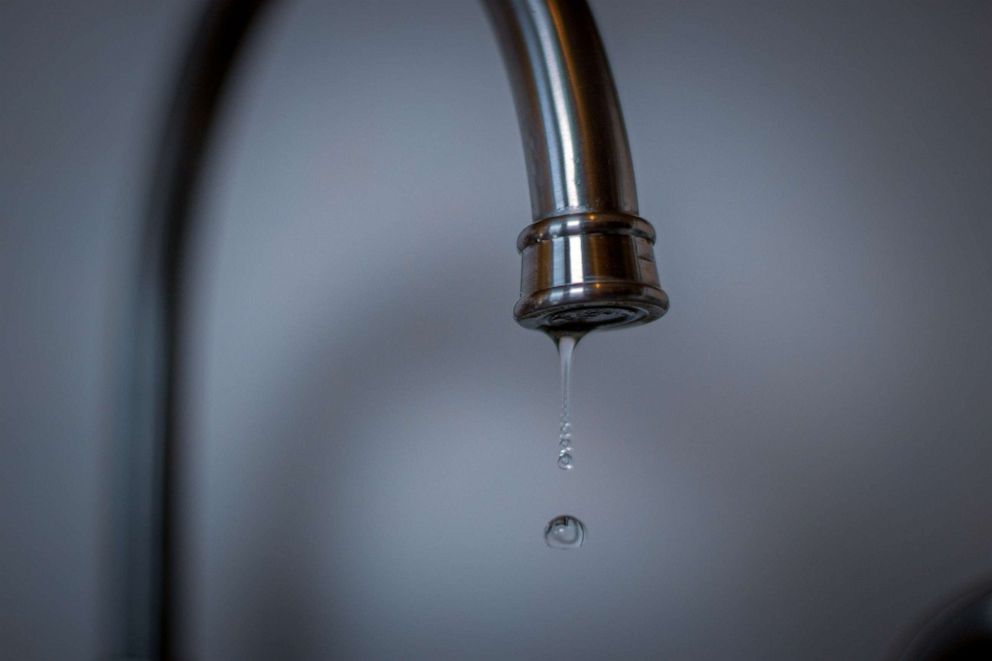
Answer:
543;333;587;549
544;515;586;549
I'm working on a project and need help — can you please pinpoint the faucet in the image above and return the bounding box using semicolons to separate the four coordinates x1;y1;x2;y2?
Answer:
486;0;669;333
121;0;668;657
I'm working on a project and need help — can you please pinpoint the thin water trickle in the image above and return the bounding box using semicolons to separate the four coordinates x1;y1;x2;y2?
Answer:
545;332;586;549
555;334;579;470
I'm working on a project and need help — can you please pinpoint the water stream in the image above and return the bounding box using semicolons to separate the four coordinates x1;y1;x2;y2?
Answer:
545;333;586;549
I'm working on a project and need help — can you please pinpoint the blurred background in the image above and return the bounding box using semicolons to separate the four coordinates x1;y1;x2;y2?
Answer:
2;0;991;658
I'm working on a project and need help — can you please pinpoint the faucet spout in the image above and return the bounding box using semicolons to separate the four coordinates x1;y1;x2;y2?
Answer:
486;0;669;333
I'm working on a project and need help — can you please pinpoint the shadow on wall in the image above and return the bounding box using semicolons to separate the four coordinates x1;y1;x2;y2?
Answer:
895;579;992;661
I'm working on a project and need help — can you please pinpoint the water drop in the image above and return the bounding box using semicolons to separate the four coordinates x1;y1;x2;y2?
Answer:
544;515;586;549
544;334;586;549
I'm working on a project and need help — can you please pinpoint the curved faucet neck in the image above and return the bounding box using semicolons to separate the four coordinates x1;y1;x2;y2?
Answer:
484;0;639;220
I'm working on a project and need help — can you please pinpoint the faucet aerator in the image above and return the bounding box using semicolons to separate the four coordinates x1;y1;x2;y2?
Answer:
514;211;669;333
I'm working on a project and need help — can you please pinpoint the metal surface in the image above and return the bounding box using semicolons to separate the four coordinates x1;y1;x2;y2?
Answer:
133;1;663;657
514;212;667;331
485;0;668;333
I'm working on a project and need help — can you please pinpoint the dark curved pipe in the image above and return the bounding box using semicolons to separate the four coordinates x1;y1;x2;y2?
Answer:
123;1;663;658
124;1;272;658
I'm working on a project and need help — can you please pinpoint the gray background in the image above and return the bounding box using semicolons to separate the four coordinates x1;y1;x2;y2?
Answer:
2;0;991;658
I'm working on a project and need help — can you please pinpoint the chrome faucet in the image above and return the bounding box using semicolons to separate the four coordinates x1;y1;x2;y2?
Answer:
487;0;669;333
122;0;667;657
